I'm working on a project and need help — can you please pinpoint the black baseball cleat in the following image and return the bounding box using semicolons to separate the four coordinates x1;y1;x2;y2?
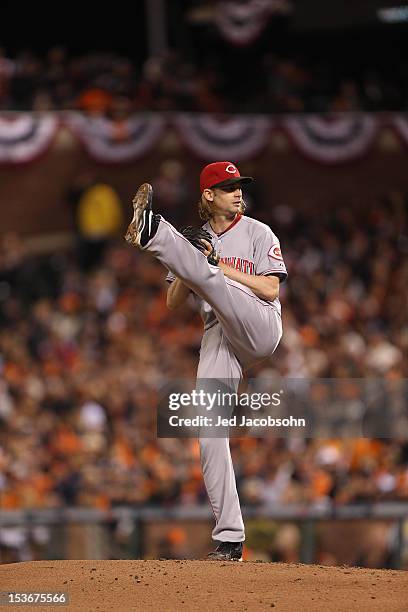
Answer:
125;183;160;248
207;541;243;561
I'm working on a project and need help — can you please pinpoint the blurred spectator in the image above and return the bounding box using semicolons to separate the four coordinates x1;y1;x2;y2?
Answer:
66;174;124;270
76;88;113;115
0;47;15;109
1;47;408;113
156;527;190;559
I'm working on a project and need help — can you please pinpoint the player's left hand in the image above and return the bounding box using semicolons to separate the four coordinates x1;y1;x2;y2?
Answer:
178;226;219;265
180;226;213;252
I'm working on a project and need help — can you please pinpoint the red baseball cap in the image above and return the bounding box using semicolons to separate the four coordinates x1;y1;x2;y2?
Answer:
200;161;253;192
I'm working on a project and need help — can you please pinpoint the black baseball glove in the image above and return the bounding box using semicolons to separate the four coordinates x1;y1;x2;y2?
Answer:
180;226;220;265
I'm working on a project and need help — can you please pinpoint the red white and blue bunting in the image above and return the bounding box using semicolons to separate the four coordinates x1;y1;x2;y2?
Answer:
173;113;272;160
0;112;406;165
0;114;58;164
283;114;380;164
391;114;408;148
64;113;166;163
214;0;293;46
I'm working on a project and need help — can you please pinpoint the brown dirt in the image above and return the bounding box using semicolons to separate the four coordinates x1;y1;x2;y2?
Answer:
0;560;406;612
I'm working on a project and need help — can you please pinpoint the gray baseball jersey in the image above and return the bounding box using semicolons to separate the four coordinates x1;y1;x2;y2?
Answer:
166;214;287;333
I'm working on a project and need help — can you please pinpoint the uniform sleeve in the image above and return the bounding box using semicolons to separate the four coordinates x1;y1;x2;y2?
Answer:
253;225;288;282
165;271;193;300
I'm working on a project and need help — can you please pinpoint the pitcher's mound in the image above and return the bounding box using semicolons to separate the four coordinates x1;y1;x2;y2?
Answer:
0;559;406;611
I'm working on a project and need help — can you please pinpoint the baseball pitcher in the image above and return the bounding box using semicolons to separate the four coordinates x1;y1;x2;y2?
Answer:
125;161;287;561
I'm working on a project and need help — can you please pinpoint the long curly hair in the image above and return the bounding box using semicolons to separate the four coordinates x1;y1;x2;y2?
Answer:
198;193;246;221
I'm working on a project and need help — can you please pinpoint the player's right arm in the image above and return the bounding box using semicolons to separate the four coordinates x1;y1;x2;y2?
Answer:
166;278;190;310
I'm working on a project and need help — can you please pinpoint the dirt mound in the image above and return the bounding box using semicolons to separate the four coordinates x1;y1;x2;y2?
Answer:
0;559;406;611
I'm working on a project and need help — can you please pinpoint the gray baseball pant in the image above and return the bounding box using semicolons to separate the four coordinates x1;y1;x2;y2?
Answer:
145;219;282;542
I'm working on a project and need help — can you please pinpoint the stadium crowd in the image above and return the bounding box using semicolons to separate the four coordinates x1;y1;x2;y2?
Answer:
1;46;408;114
0;189;407;516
